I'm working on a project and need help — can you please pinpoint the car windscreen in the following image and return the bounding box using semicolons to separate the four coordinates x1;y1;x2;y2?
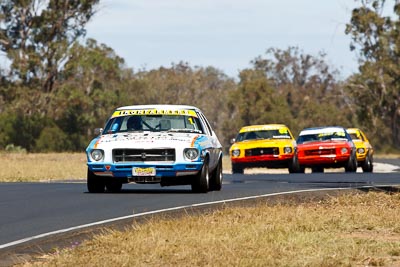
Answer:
297;131;348;144
236;130;292;141
102;114;204;134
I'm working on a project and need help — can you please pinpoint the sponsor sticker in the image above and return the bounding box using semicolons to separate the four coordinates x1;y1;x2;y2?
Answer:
278;128;288;134
240;125;287;132
112;109;197;118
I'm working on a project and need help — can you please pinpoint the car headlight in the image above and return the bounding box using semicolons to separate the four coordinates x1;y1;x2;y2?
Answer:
184;148;199;161
91;149;104;161
284;147;293;154
357;148;365;154
231;149;240;157
341;147;348;154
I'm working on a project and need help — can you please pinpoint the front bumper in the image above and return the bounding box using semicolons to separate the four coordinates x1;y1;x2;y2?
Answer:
298;155;349;167
231;154;293;168
87;161;203;178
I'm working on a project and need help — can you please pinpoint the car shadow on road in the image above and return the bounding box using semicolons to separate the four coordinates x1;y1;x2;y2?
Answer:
84;188;195;194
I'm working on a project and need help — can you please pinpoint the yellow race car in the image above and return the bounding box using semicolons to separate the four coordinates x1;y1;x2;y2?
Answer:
347;128;374;172
229;124;298;174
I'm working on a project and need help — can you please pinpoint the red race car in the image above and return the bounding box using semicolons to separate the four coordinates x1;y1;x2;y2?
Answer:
295;126;357;173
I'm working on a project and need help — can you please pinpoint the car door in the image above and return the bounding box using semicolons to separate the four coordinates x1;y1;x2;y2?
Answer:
197;111;221;170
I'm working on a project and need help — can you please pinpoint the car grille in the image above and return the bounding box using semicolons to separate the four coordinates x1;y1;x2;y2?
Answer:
245;147;278;156
304;149;335;156
113;149;175;162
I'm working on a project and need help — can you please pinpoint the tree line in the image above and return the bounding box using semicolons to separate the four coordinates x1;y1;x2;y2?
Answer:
0;0;399;153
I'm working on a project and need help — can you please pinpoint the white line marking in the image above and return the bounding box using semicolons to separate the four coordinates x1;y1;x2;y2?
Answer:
0;185;390;250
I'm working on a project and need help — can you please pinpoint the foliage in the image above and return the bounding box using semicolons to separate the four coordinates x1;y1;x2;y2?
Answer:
4;144;26;153
0;42;395;153
133;62;237;149
233;68;293;127
225;47;351;139
0;0;100;92
35;126;71;152
0;1;399;153
0;111;50;151
345;0;400;149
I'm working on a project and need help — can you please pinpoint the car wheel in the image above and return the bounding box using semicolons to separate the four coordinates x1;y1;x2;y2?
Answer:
87;169;105;193
311;167;324;173
362;153;373;172
209;158;223;191
288;155;303;173
232;163;244;174
192;160;209;193
105;178;123;193
345;153;357;172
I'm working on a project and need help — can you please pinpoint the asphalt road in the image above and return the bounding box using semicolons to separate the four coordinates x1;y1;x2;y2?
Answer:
1;161;400;250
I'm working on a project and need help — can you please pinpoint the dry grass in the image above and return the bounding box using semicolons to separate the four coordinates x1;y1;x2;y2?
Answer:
2;153;399;266
0;152;397;182
19;192;400;267
375;154;400;159
0;153;231;182
0;152;87;182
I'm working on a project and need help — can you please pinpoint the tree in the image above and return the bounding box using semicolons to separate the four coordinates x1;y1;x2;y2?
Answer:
0;0;100;92
133;62;236;149
230;47;351;137
235;69;293;127
54;39;129;149
345;0;400;150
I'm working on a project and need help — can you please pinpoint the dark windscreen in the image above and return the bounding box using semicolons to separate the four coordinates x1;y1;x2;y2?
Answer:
297;131;348;144
236;130;291;142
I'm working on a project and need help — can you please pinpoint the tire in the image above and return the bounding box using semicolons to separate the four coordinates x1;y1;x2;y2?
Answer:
209;158;223;191
192;160;209;193
362;153;373;173
311;167;324;173
288;155;303;173
105;178;123;193
345;152;357;172
87;169;105;193
232;163;244;174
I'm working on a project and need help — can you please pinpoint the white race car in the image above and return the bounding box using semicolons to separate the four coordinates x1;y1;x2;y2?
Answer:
86;105;223;193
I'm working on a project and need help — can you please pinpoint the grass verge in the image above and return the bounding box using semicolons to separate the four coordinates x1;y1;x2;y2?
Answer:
0;153;87;182
0;152;398;182
19;192;400;266
0;153;233;182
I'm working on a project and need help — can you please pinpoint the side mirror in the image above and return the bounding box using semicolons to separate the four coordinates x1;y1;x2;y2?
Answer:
230;138;236;144
94;128;103;135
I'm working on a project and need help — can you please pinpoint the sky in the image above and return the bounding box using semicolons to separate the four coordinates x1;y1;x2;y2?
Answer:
85;0;361;79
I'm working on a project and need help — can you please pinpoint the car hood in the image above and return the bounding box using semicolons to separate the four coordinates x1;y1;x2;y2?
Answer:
230;139;295;150
89;132;206;150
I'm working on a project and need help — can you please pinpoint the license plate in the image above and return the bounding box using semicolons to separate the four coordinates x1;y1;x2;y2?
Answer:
132;167;156;176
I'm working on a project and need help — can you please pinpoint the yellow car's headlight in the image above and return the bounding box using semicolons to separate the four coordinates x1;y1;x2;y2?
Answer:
231;149;240;157
284;147;293;154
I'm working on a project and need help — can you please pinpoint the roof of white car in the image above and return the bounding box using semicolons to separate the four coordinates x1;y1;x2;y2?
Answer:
115;104;200;111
